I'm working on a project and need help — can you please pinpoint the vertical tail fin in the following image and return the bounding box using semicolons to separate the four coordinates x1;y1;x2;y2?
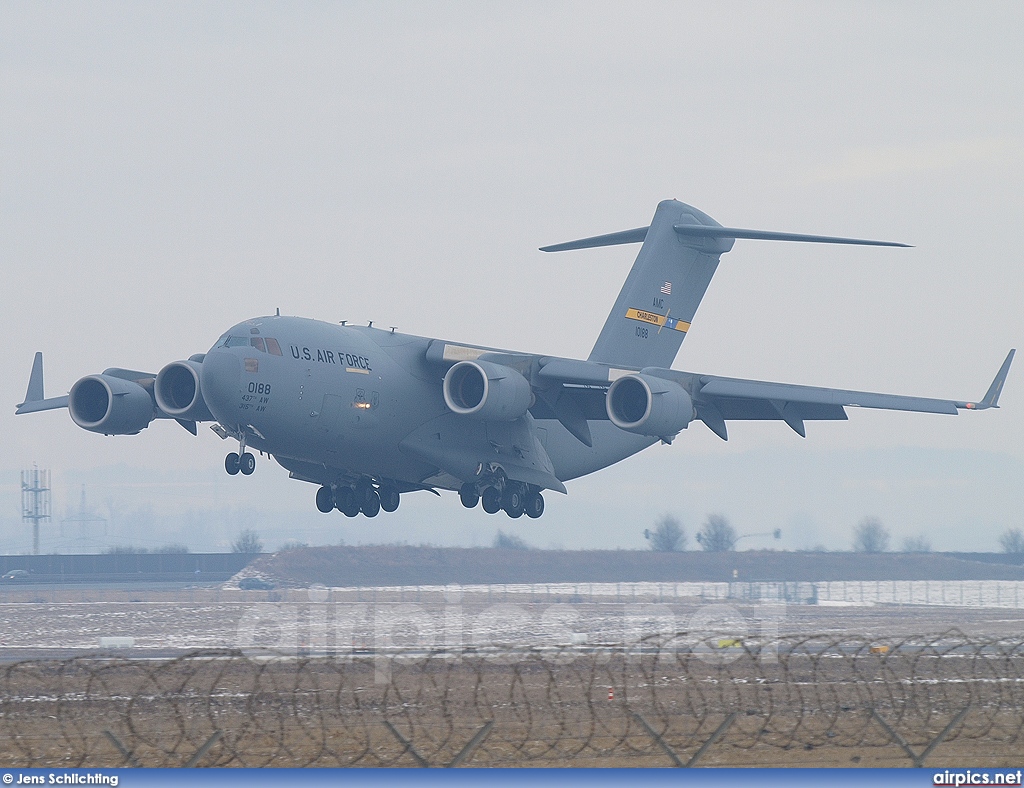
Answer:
543;200;731;370
541;199;910;370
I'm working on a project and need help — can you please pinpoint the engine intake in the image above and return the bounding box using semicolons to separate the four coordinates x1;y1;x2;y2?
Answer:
69;374;155;435
155;360;214;422
443;360;533;421
606;373;693;438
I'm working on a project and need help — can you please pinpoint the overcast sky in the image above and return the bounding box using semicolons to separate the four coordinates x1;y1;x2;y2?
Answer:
2;2;1022;554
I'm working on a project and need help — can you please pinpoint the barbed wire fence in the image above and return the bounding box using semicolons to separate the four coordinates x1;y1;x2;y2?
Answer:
2;631;1023;768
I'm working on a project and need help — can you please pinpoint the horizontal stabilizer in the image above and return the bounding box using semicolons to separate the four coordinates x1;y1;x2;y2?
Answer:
540;227;649;252
540;223;909;252
673;224;911;247
16;394;69;415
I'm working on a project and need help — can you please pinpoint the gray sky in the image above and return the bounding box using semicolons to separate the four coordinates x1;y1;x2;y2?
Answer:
2;2;1022;553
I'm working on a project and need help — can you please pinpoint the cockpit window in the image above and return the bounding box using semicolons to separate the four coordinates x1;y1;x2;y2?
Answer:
219;334;281;353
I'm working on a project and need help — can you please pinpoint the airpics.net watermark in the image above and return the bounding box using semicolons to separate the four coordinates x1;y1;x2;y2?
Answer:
233;585;786;682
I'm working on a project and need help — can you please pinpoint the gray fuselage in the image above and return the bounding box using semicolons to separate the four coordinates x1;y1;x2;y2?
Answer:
200;315;654;494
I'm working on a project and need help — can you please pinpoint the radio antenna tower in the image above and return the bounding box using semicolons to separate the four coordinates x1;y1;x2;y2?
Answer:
21;466;51;555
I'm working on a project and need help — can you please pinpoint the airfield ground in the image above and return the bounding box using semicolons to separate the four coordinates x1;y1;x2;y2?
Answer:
2;548;1023;767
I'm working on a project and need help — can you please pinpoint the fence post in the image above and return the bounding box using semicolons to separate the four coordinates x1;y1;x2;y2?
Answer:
870;706;969;768
631;713;685;767
684;712;738;767
632;712;737;768
383;721;430;767
183;730;223;768
103;731;141;768
446;721;495;768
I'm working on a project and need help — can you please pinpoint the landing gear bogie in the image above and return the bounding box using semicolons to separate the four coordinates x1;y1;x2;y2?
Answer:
317;479;399;517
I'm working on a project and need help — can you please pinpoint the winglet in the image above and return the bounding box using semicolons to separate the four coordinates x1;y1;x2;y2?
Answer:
957;349;1015;411
15;352;70;415
23;351;44;404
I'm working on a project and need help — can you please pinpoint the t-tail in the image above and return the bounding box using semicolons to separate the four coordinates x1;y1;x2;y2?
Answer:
542;199;910;371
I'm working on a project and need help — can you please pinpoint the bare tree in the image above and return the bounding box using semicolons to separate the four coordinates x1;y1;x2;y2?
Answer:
999;528;1024;554
493;530;531;550
696;514;737;552
232;529;264;554
644;515;686;552
852;517;890;553
900;535;932;553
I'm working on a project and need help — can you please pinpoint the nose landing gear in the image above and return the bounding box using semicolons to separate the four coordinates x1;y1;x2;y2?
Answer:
224;433;256;476
224;451;255;475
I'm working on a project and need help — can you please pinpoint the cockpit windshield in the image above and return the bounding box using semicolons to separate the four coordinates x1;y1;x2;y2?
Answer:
216;335;282;355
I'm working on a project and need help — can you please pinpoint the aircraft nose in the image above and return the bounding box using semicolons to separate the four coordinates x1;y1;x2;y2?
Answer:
200;349;241;422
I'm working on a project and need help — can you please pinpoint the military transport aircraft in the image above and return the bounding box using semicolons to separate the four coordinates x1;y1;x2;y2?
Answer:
16;200;1014;519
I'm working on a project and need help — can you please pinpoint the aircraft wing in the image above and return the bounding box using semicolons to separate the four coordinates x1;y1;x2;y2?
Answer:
526;349;1014;443
649;348;1015;440
427;341;1012;444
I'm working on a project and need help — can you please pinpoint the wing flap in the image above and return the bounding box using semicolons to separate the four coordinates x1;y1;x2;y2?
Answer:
698;377;959;415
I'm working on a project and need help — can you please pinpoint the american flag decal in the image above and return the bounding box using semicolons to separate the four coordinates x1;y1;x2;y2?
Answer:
660;281;672;295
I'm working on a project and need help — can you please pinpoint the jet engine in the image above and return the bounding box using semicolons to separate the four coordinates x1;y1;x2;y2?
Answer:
443;360;534;421
606;373;693;438
155;360;214;422
69;374;155;435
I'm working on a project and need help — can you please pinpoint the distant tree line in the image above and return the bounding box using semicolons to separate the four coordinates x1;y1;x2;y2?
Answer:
643;513;1024;555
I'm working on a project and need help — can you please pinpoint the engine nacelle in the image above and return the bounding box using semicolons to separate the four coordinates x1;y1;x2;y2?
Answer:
606;373;693;438
69;374;155;435
155;360;214;422
443;360;534;421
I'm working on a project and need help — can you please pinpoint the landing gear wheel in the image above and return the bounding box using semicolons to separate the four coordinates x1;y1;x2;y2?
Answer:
239;452;256;475
502;485;525;518
459;483;480;509
481;486;502;515
379;485;400;513
315;486;334;513
355;480;376;508
361;490;381;517
336;487;360;517
225;453;240;475
525;491;545;519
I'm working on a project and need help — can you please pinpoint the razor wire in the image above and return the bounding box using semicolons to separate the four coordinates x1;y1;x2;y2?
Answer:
2;631;1024;767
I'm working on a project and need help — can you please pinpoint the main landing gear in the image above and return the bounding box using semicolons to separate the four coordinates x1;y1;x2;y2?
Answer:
315;479;401;518
460;480;545;519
